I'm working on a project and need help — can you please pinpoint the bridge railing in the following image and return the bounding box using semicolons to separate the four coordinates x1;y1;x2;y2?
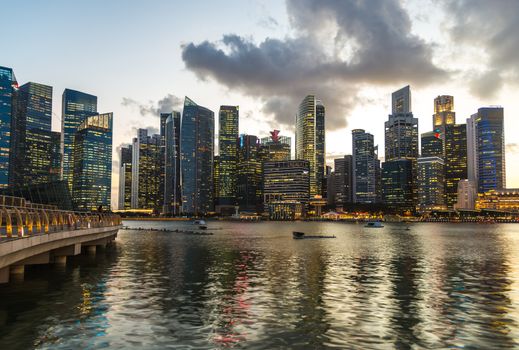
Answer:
0;196;122;239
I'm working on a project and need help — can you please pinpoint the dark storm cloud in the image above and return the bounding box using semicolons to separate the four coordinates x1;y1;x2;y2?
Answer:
121;94;183;117
442;0;519;97
181;0;446;130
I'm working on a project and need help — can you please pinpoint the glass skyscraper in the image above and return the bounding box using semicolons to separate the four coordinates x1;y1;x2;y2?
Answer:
180;97;214;216
72;113;113;211
295;95;325;197
475;107;505;193
260;130;291;161
216;105;239;213
333;155;353;208
164;111;181;215
61;89;97;191
131;129;162;211
118;145;132;210
236;134;265;213
352;129;380;203
382;86;418;212
420;131;443;158
0;66;17;188
10;82;54;186
417;156;446;212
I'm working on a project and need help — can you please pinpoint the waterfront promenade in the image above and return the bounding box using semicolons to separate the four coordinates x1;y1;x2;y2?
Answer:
0;195;121;283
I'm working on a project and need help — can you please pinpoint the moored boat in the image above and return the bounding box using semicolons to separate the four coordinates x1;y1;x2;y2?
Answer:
364;221;384;228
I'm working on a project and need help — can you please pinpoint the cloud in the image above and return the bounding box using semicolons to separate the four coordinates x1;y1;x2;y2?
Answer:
257;16;279;29
181;0;446;130
121;94;183;117
442;0;519;97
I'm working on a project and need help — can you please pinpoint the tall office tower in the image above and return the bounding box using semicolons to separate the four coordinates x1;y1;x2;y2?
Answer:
295;95;325;197
10;82;53;186
420;131;443;157
0;66;17;188
158;113;170;213
61;89;97;191
381;159;415;212
49;131;62;182
333;155;353;209
433;95;455;134
163;111;181;215
352;129;380;203
385;86;418;160
236;134;264;213
444;124;467;207
382;86;419;212
72;113;113;211
263;160;310;219
466;114;478;185
261;130;291;161
327;171;336;207
216;105;239;214
417;156;446;212
131;129;162;210
180;97;214;216
118;145;133;210
475;107;505;193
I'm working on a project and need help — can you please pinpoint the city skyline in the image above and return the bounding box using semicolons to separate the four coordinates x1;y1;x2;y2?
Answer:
3;1;519;207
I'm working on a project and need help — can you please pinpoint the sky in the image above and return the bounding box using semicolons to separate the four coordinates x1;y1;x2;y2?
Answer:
2;0;519;208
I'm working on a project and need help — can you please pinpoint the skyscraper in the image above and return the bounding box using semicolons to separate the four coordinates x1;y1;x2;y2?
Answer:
263;160;310;219
420;131;443;158
466;114;478;185
236;134;264;213
382;86;418;212
61;89;97;191
352;129;380;203
118;145;132;210
180;97;214;216
164;111;181;215
10;82;54;186
444;123;467;207
295;95;325;197
72;113;112;211
0;66;17;188
131;129;162;210
216;105;239;214
433;95;455;134
333;155;353;209
475;107;505;193
417;156;446;212
261;130;291;161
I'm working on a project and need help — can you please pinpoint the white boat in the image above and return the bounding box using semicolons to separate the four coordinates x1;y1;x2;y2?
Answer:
193;219;206;225
364;221;384;228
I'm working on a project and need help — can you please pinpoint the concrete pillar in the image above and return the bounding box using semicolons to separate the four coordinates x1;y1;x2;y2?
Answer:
0;267;9;284
86;245;96;255
54;256;67;265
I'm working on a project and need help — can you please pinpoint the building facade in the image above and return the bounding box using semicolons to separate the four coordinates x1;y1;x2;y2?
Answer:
118;145;132;210
131;129;162;211
417;156;446;212
455;179;477;210
61;89;97;191
72;113;112;211
475;107;505;193
333;155;353;209
352;129;380;203
261;130;291;161
180;97;214;216
383;86;418;211
295;95;325;197
0;66;17;188
10;82;54;186
236;134;264;213
164;111;181;215
263;160;310;219
216;105;239;213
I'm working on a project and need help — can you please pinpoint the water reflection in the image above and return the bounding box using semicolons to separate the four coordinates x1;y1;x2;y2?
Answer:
0;222;519;349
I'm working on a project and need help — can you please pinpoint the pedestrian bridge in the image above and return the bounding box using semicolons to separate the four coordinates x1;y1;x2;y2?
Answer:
0;195;121;283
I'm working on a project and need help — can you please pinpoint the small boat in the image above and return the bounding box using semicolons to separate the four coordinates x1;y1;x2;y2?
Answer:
292;231;335;239
364;221;384;228
193;219;206;225
199;224;207;230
